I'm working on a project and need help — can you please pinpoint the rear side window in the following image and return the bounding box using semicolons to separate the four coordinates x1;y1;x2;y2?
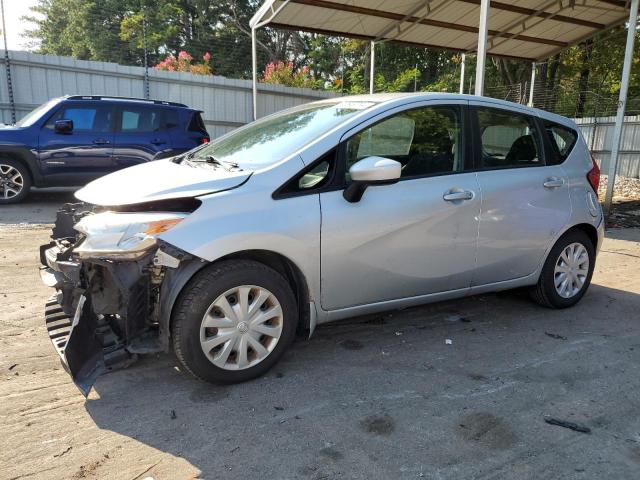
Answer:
118;106;162;133
188;112;206;132
475;107;542;169
544;120;578;164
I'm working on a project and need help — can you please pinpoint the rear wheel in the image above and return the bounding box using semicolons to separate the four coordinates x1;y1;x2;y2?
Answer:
530;229;595;308
172;260;298;383
0;160;30;204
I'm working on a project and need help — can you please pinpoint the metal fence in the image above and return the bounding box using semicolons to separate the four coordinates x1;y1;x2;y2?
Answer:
576;115;640;179
0;50;336;139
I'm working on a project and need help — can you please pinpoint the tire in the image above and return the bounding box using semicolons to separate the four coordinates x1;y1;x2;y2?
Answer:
530;229;595;309
0;159;31;204
172;259;298;384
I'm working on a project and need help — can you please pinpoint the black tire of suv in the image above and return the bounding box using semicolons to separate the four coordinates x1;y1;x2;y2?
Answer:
0;159;31;204
172;260;298;384
530;229;595;309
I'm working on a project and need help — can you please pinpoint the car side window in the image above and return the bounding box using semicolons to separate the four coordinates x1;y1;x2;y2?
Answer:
476;107;542;169
544;120;578;165
118;106;162;133
45;105;112;133
344;105;462;180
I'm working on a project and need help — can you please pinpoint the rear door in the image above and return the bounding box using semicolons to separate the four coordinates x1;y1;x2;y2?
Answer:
471;103;571;286
320;101;480;311
38;102;115;183
112;104;173;167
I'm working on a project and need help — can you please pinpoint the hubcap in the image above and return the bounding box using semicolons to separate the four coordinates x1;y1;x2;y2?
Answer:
0;164;24;199
554;242;589;299
200;285;283;370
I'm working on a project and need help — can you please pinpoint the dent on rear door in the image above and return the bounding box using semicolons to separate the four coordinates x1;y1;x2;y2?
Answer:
474;165;571;285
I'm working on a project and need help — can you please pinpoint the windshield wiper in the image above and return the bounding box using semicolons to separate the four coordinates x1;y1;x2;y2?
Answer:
189;155;240;171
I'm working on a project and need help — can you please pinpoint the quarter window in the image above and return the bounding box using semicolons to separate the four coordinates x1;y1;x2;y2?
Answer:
345;106;462;179
544;120;577;164
476;108;542;169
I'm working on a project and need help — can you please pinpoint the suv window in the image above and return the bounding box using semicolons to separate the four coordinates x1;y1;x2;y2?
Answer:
118;106;162;133
475;107;542;169
345;105;462;179
46;104;113;132
544;120;578;164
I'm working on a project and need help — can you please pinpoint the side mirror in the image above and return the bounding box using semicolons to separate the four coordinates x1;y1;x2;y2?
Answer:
343;156;401;203
54;119;73;134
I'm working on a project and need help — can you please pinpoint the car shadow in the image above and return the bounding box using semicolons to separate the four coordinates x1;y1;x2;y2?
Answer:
0;188;76;225
84;281;640;478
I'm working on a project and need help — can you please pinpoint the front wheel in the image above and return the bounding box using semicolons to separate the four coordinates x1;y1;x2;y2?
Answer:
172;260;298;384
0;160;31;204
530;229;595;308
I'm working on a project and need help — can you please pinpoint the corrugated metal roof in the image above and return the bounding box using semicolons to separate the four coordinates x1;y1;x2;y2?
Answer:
250;0;631;61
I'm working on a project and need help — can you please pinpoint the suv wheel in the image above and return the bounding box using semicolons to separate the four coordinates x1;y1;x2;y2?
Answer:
172;260;298;383
0;160;30;204
530;229;595;308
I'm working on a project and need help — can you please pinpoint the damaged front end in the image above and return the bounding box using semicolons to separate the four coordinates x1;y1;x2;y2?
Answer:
40;202;201;396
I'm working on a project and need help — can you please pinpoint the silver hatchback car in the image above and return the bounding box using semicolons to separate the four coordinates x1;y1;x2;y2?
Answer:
40;93;603;394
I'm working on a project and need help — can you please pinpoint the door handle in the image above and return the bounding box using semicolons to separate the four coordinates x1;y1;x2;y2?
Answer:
150;139;166;145
92;139;110;145
443;190;474;202
543;177;565;188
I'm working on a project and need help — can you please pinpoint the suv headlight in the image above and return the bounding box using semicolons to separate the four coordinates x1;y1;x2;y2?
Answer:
73;212;186;258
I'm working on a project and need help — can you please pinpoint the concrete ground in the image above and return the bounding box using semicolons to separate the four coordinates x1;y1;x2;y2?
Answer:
1;191;639;480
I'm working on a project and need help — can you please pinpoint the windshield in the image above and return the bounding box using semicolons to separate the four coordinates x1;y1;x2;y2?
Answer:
16;99;61;127
189;101;375;168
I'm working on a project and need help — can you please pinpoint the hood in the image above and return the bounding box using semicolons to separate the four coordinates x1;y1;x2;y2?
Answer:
75;159;252;206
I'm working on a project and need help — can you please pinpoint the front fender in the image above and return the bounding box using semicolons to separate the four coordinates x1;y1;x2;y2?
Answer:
0;144;42;185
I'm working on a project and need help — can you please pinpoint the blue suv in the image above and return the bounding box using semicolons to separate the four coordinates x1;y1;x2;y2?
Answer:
0;95;209;203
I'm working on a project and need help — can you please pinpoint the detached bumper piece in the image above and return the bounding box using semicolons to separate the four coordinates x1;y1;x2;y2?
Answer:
45;294;131;396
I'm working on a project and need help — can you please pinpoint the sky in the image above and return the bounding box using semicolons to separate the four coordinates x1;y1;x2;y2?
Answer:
2;0;40;50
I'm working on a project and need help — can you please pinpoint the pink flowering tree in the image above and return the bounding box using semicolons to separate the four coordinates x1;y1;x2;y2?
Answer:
155;51;213;75
262;61;316;88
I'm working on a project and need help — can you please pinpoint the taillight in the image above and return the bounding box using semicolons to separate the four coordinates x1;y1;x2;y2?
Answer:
201;137;209;144
587;154;600;193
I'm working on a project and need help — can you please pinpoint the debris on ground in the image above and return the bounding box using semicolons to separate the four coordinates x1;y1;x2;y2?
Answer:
274;406;284;411
445;339;453;345
544;416;591;434
545;332;567;340
54;446;72;458
8;364;17;370
170;409;177;420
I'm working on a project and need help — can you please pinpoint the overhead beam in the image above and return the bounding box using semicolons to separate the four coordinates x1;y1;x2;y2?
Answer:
456;0;606;29
268;22;536;61
288;0;568;48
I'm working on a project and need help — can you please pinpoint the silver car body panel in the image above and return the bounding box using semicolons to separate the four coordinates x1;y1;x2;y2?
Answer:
84;93;602;326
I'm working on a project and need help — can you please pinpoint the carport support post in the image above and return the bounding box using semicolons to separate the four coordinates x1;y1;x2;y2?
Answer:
604;0;639;215
474;0;490;96
459;53;466;94
251;27;258;121
528;62;536;107
369;41;375;94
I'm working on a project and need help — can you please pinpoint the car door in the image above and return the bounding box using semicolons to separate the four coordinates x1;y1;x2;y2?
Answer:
320;101;480;311
470;103;571;286
38;102;115;182
112;104;173;167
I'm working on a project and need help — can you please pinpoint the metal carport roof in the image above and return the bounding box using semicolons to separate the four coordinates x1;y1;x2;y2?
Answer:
250;0;631;61
249;0;639;213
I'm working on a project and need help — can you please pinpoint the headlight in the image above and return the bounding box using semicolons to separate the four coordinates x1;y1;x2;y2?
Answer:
73;212;186;258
